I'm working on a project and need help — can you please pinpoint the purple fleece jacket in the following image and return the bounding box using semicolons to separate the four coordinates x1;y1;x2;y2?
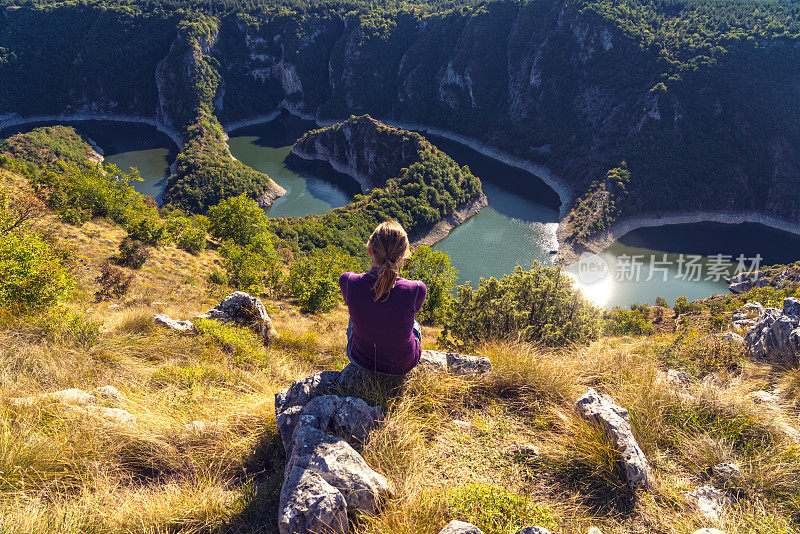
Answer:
339;267;427;375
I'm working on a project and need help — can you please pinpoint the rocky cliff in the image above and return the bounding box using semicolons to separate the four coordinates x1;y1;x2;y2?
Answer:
2;0;800;229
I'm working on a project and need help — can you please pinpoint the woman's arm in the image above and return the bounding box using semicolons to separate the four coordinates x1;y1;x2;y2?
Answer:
413;281;427;314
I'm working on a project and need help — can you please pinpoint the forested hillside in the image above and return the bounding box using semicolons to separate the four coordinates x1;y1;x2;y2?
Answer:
1;0;799;236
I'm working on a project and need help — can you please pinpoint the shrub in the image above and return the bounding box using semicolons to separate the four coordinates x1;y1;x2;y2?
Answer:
655;296;669;308
287;249;361;314
401;246;457;325
176;225;207;254
126;212;167;246
0;229;72;310
118;238;149;269
165;211;207;253
208;268;229;286
673;295;705;315
441;264;601;350
602;304;654;336
219;235;281;295
95;262;134;301
208;194;269;248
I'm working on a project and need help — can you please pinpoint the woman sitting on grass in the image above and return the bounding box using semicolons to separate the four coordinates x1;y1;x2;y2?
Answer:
339;220;427;375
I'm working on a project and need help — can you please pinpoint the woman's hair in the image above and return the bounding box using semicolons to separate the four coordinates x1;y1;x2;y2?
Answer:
368;220;411;302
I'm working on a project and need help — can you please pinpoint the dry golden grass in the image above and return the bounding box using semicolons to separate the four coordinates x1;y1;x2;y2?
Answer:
2;197;800;534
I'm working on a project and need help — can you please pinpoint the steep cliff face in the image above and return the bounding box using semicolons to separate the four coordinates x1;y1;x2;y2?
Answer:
284;115;487;247
2;1;800;225
291;115;424;191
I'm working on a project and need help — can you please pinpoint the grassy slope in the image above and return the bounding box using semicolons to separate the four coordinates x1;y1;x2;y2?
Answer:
3;167;800;533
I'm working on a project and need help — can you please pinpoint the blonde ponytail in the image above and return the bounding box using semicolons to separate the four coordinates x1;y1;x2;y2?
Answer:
368;221;411;302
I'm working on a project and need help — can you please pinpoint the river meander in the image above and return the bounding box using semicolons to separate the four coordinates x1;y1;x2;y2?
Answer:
5;114;799;309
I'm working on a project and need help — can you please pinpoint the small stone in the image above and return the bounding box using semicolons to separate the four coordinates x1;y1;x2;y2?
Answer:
90;385;128;405
661;369;692;388
749;390;780;408
439;521;484;534
419;350;448;372
684;484;731;522
505;443;541;456
452;420;473;432
154;314;195;333
514;528;552;534
587;528;604;534
575;388;652;492
740;302;764;315
702;332;744;346
712;462;741;481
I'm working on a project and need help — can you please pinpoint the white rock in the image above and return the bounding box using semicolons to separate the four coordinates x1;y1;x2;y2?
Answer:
84;406;136;424
684;484;731;522
587;528;604;534
197;291;278;341
154;314;195;333
575;388;652;492
439;521;484;534
514;528;552;534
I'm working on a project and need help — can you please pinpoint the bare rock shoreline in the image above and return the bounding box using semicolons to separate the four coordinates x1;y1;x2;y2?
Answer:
555;210;800;265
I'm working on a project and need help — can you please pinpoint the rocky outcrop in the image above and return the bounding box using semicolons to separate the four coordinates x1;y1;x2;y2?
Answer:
197;291;278;343
276;352;492;532
291;115;431;192
574;388;652;493
743;298;800;366
275;372;387;534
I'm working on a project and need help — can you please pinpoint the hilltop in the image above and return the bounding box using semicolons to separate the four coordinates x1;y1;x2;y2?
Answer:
2;123;800;534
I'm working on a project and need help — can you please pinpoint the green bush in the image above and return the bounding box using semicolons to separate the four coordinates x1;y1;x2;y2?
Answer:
208;193;269;248
125;211;167;247
287;249;362;314
674;296;705;315
0;230;72;311
165;210;207;253
219;235;281;295
441;484;557;534
401;245;457;325
602;304;654;336
441;264;600;350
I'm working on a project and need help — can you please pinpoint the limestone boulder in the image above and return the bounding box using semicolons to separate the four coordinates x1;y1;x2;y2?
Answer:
684;484;731;522
287;425;389;514
575;388;652;492
278;466;348;534
197;291;278;342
